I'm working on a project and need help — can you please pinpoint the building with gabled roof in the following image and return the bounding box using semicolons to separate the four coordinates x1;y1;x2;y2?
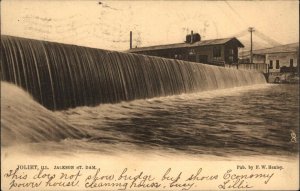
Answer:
239;42;299;73
127;33;244;66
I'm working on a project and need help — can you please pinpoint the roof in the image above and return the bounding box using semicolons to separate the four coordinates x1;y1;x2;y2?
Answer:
239;42;299;57
127;37;244;53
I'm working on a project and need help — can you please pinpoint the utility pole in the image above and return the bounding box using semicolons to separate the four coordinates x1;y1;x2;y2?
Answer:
248;27;255;63
129;31;132;49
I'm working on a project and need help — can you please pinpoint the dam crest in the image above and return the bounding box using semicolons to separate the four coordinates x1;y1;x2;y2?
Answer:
1;35;266;110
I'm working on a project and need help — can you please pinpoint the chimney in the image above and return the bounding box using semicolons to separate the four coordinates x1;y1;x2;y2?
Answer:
185;32;201;43
130;31;132;49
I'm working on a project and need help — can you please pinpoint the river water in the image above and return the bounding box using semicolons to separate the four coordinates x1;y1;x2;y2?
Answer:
1;82;299;191
4;83;295;158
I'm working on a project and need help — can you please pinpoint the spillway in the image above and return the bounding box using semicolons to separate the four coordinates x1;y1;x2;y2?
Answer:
1;35;266;110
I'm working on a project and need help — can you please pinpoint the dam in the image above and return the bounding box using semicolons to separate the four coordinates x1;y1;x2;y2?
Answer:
1;35;266;110
0;35;298;158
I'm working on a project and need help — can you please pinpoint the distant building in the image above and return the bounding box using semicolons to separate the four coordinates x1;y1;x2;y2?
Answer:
238;43;299;73
266;51;298;74
128;33;244;66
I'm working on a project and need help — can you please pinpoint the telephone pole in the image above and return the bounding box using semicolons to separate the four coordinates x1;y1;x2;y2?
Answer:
129;31;132;49
248;27;255;63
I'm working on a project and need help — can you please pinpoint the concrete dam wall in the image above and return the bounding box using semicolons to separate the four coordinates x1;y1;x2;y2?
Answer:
1;35;266;110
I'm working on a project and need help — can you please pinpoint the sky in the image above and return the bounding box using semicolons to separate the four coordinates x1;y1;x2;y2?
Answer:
1;0;299;51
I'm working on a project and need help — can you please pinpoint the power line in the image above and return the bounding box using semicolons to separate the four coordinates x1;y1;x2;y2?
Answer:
230;29;249;38
254;30;282;47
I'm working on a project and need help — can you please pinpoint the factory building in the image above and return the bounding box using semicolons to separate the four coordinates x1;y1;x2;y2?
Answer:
266;45;299;73
128;33;244;66
238;43;299;73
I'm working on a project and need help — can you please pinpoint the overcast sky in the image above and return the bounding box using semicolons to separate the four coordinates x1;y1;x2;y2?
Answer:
2;0;299;51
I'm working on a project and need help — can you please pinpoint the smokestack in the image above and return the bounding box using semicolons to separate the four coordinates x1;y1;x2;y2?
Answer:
130;31;132;49
191;30;193;44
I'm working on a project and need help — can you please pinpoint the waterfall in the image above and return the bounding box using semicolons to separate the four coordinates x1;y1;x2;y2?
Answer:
1;35;266;110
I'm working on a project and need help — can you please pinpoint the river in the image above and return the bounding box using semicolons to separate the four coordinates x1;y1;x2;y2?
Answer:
3;83;297;158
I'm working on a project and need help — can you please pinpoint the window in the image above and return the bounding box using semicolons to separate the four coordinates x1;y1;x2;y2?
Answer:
290;59;294;67
269;60;273;69
276;60;280;69
213;47;221;57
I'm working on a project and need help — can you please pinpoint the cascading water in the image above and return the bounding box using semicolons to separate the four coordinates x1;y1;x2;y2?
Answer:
1;35;266;110
1;81;89;146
